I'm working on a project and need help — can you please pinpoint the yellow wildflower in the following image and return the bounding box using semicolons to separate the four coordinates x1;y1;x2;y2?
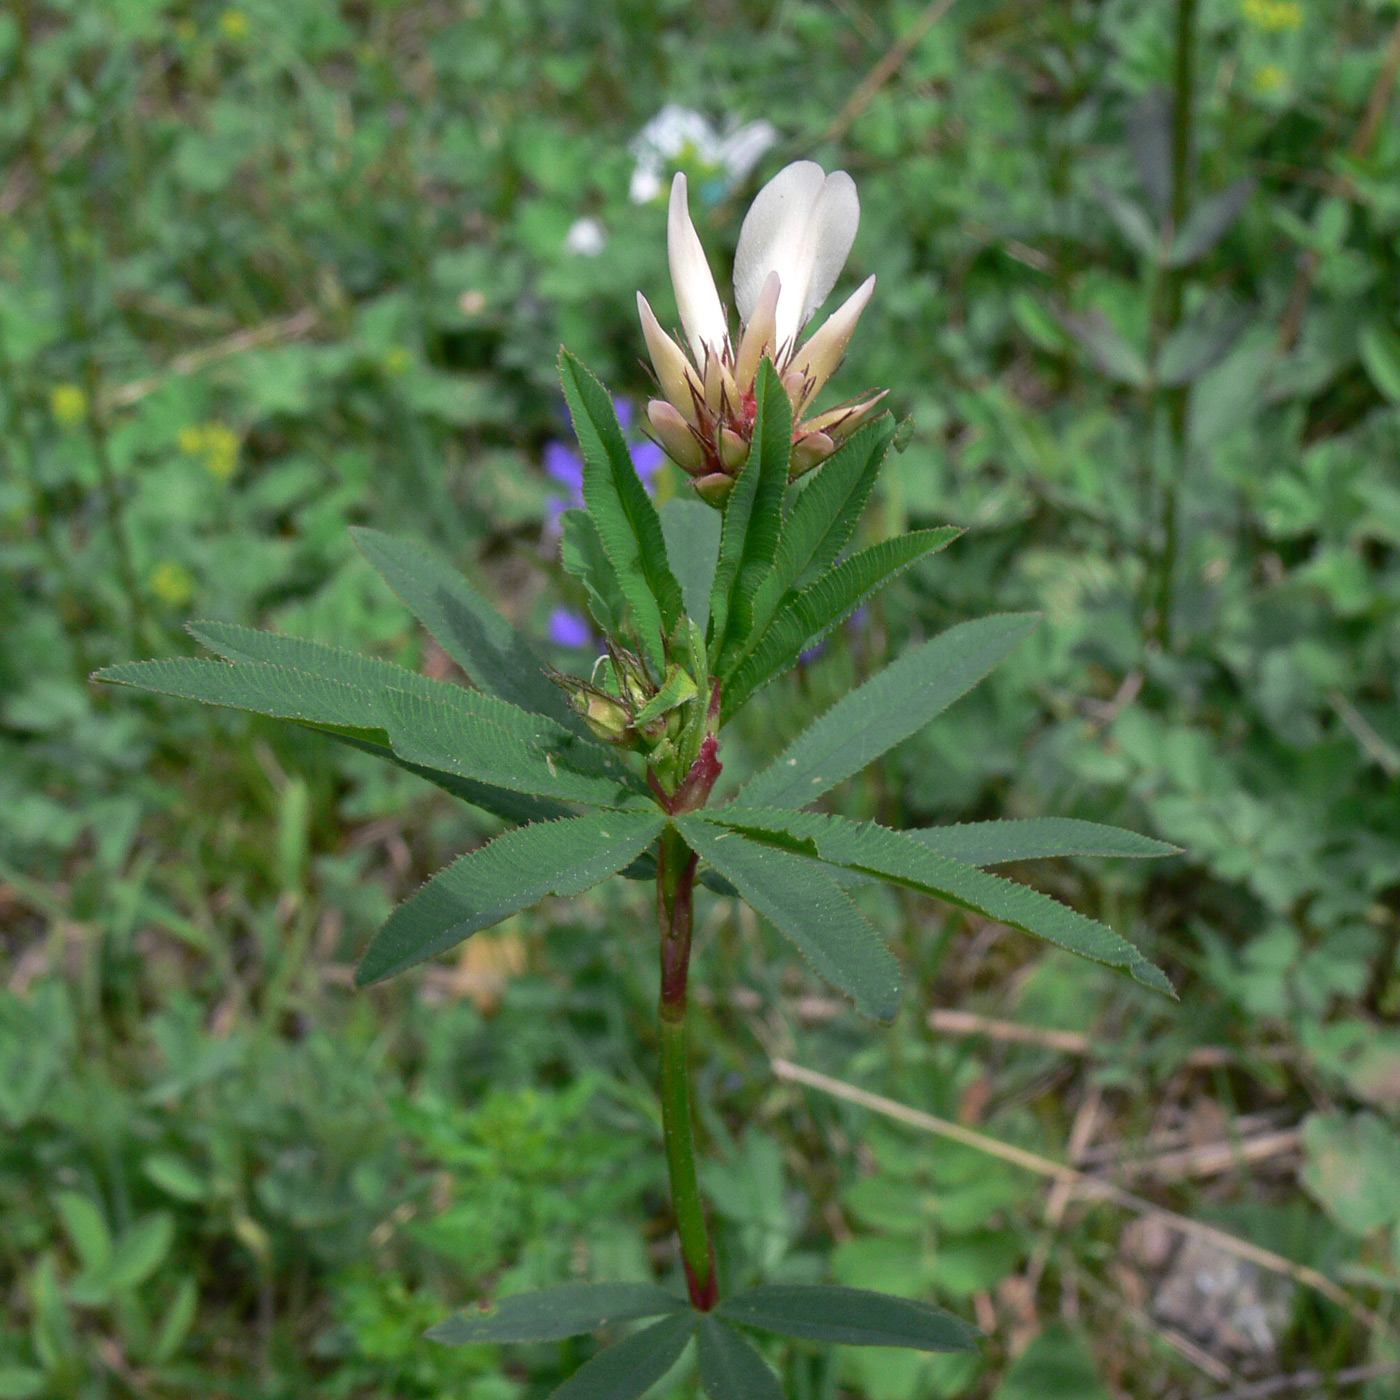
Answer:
150;561;195;607
1252;64;1287;98
1242;0;1303;32
219;9;250;39
180;422;240;478
203;424;240;479
50;384;87;425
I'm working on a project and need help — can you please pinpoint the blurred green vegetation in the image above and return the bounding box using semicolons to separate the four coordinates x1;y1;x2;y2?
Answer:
3;0;1400;1395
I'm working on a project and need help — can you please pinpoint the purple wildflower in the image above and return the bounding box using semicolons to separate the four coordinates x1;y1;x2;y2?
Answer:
630;439;665;489
549;608;592;648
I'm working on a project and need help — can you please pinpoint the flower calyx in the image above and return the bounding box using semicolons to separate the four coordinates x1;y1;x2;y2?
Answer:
547;644;701;765
638;161;887;499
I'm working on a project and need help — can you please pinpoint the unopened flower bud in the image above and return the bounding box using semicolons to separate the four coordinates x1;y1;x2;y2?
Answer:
693;472;735;506
577;692;631;742
719;427;750;472
790;430;835;478
647;399;705;474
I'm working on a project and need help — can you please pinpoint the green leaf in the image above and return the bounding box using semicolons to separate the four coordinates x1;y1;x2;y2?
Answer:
95;657;386;733
322;727;572;826
993;1323;1109;1400
351;527;578;728
1300;1111;1400;1237
675;816;901;1022
184;623;573;824
704;810;1174;997
427;1282;686;1344
1165;177;1254;268
152;1276;199;1363
1155;301;1251;386
713;360;794;670
560;350;683;671
95;657;590;823
723;528;960;716
1057;309;1149;387
907;818;1179;865
764;416;896;606
660;498;722;634
1094;182;1159;259
697;1316;783;1400
0;1369;45;1399
1360;323;1400;404
107;1212;175;1289
357;810;666;983
717;1285;979;1352
561;508;628;638
380;688;650;809
54;1192;112;1274
548;1311;696;1400
188;621;452;705
736;614;1040;810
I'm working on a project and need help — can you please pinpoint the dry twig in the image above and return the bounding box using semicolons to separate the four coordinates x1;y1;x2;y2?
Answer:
101;308;320;411
771;1058;1387;1335
822;0;961;147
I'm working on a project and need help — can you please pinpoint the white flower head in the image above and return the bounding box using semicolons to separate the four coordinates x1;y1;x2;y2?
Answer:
733;160;861;353
638;159;883;500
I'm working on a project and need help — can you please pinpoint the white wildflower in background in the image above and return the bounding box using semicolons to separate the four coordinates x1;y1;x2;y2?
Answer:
628;104;779;205
563;217;608;256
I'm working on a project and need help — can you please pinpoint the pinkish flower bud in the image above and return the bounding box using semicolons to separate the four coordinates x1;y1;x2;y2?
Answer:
719;427;750;472
790;430;836;477
647;399;705;474
638;294;702;426
693;472;736;506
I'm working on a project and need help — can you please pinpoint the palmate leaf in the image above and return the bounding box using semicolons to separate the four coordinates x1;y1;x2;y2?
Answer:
560;351;683;673
548;1311;696;1400
704;810;1174;996
351;527;581;730
697;1316;784;1400
674;816;901;1023
717;1284;979;1352
357;810;666;983
659;498;722;635
560;508;628;638
711;360;793;671
722;528;961;718
380;688;649;809
737;613;1040;809
427;1282;685;1344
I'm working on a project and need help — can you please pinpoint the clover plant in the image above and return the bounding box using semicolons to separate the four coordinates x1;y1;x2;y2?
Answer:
97;160;1174;1397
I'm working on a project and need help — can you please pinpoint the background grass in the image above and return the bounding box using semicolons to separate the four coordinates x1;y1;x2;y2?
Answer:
3;0;1400;1395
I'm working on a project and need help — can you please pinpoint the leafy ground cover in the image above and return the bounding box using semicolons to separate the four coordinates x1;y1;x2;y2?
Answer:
3;0;1400;1395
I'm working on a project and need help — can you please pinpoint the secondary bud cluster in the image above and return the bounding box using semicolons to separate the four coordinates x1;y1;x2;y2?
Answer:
638;162;886;504
548;643;697;759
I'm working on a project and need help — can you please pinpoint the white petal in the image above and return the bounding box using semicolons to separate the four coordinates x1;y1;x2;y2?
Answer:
668;173;729;365
733;162;860;350
787;275;875;400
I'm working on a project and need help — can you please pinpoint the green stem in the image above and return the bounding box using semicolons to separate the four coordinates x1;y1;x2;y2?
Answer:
1150;0;1198;648
656;825;718;1310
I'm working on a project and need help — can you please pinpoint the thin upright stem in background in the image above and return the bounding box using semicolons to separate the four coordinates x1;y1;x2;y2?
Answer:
1150;0;1198;647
